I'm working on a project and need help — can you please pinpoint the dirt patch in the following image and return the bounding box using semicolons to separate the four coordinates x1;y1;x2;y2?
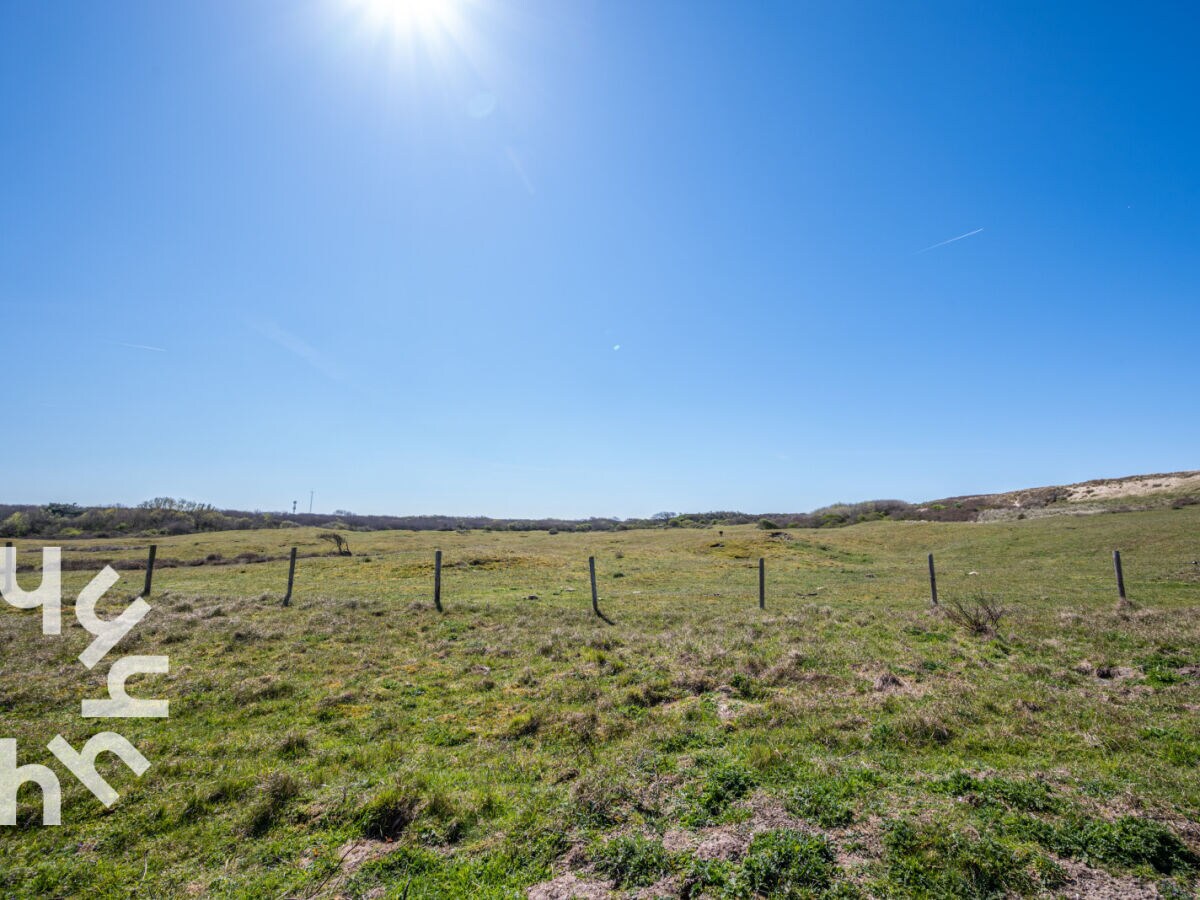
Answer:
872;672;902;691
309;839;398;896
744;797;809;833
338;839;391;874
632;877;681;898
1064;471;1200;502
526;873;613;899
695;830;747;861
660;796;819;872
712;688;763;723
1073;661;1139;681
763;652;830;687
662;830;696;854
1053;857;1157;899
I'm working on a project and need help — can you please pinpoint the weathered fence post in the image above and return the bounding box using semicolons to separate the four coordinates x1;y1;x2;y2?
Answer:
927;553;938;607
282;546;297;607
588;556;613;624
143;544;157;599
3;541;12;595
1113;550;1127;602
589;556;599;616
758;557;765;609
434;549;444;612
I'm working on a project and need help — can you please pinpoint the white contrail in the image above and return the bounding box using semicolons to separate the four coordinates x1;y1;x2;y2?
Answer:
108;341;167;352
916;227;984;254
506;146;536;196
249;319;345;383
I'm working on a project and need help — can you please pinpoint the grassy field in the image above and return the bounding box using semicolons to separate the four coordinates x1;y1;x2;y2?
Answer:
1;508;1199;898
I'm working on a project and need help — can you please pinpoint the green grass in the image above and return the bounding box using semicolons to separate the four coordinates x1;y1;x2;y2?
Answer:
0;507;1198;896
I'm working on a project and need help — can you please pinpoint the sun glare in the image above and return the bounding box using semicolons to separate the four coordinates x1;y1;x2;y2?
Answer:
356;0;458;39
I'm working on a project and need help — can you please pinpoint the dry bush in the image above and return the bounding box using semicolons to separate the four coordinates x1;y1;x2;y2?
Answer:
944;594;1007;636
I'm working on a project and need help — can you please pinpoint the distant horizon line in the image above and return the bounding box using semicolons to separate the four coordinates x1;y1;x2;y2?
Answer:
3;468;1195;523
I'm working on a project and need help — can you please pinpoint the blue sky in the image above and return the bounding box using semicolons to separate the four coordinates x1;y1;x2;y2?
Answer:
2;1;1197;518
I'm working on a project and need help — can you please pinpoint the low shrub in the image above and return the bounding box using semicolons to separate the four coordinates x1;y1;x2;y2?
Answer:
944;595;1008;636
734;829;838;897
590;834;672;888
241;772;301;836
685;760;756;824
1001;813;1196;874
883;819;1041;897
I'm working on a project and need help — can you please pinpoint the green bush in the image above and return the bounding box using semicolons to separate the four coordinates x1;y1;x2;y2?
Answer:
0;511;30;538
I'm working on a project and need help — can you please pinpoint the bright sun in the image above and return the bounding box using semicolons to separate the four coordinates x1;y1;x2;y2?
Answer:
355;0;458;38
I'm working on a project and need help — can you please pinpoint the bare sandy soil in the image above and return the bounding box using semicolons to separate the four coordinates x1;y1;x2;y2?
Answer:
1064;471;1200;502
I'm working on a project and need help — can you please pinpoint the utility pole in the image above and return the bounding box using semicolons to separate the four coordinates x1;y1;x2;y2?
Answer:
308;491;314;514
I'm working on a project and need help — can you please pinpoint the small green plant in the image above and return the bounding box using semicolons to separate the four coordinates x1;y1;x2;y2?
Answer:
1000;813;1196;874
785;781;855;828
356;783;423;840
354;775;458;842
685;760;756;824
590;834;672;888
882;819;1039;897
729;672;761;699
241;771;301;837
503;711;540;738
570;768;641;827
733;829;838;897
624;680;673;708
934;772;1059;813
680;856;735;895
872;712;954;748
1139;650;1190;686
276;731;310;758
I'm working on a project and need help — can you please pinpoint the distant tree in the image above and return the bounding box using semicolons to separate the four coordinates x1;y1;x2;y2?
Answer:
139;497;181;511
651;511;677;521
44;502;83;518
317;531;351;556
0;512;31;538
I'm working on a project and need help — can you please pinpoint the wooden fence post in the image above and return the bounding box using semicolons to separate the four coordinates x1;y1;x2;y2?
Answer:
758;557;765;609
928;553;938;607
3;541;11;595
1113;550;1127;602
434;550;443;612
143;544;157;599
282;547;297;607
589;556;613;624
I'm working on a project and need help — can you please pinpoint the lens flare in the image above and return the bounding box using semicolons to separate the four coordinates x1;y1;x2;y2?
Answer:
354;0;458;39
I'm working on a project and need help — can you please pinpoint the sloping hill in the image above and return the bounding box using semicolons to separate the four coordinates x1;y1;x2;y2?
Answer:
921;470;1200;522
